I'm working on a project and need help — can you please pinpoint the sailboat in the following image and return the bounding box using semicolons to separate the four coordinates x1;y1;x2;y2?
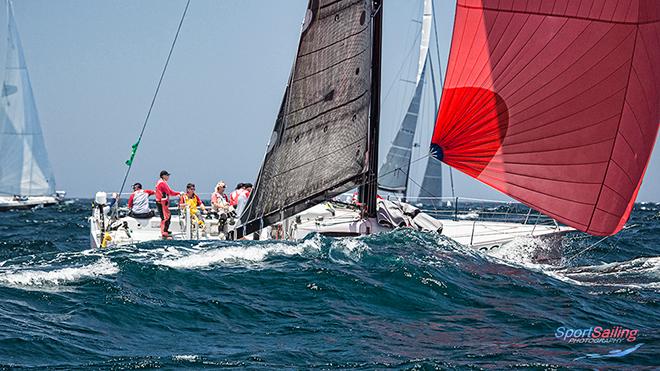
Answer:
379;0;443;205
236;0;565;245
91;0;657;249
0;1;64;211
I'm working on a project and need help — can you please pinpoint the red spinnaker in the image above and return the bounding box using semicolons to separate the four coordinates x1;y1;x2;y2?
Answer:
432;0;659;236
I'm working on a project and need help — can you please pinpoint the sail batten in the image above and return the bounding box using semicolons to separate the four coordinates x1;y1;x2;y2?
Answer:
432;0;659;236
0;1;56;197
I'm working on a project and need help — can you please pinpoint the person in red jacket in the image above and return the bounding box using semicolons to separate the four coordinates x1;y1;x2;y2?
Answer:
155;170;181;238
229;183;244;207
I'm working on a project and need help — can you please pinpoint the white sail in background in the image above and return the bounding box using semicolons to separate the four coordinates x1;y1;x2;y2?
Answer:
416;0;432;82
0;1;55;196
379;0;437;197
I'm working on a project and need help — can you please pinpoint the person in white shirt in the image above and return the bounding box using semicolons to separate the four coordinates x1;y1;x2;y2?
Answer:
127;183;155;218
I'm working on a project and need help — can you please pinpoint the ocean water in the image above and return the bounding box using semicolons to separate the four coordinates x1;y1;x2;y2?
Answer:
0;200;658;370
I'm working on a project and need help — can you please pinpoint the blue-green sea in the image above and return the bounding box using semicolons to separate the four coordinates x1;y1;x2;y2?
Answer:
0;200;658;370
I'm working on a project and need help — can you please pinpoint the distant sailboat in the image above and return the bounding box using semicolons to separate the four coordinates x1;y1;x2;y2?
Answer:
379;0;443;205
0;0;64;210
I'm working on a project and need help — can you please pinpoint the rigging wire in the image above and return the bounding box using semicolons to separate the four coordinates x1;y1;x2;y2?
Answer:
113;0;191;216
430;0;455;199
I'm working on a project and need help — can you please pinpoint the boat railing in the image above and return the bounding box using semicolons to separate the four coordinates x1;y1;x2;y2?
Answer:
389;196;559;227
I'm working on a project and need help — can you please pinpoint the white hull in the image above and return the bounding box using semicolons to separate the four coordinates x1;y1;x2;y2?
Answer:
0;194;64;211
90;200;572;250
89;208;236;249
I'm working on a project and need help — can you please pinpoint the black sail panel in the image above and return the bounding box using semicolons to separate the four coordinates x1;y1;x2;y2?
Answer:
239;0;374;236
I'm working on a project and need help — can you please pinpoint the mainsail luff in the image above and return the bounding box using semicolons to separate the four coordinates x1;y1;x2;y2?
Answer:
357;0;382;217
431;0;660;236
0;0;55;196
239;0;377;236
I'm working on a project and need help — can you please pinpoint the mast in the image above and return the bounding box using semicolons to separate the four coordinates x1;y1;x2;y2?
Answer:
358;0;382;218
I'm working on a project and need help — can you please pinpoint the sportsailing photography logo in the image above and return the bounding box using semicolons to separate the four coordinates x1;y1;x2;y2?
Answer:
555;325;639;344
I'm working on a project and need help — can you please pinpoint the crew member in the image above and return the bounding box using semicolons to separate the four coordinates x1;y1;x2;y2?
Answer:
155;170;181;238
235;183;252;217
211;181;231;213
127;182;155;218
229;183;244;207
180;183;206;227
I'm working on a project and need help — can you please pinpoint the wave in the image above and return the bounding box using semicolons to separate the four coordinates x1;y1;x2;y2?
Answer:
151;237;322;269
0;257;118;287
556;256;660;290
481;235;660;291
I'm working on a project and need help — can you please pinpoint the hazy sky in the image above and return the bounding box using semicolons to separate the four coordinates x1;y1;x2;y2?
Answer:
1;0;658;201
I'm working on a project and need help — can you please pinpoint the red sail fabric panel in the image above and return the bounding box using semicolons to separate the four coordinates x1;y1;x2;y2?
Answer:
431;0;659;236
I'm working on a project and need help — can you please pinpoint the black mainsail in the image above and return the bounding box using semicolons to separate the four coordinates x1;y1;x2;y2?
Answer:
239;0;382;236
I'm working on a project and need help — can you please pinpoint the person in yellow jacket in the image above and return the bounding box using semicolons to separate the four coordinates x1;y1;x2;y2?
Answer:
179;183;207;227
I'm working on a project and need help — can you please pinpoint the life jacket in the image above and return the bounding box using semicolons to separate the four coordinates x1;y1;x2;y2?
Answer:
181;193;202;215
229;190;240;206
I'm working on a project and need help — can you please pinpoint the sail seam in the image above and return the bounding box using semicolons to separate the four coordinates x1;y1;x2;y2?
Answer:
461;177;591;228
485;160;609;167
298;26;368;58
630;67;654;123
586;26;639;231
458;4;660;26
446;4;505;134
503;113;620;146
476;172;595;206
293;46;369;83
443;10;528;142
285;90;368;130
477;167;604;186
609;158;637;188
503;23;627;116
260;136;366;181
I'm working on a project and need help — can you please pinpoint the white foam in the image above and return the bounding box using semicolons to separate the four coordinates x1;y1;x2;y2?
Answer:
560;256;659;275
0;258;118;286
484;237;660;291
153;242;310;269
328;238;369;263
486;236;556;266
173;355;199;362
556;256;660;290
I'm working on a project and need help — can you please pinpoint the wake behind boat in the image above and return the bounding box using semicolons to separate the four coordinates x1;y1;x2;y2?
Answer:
0;1;65;210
